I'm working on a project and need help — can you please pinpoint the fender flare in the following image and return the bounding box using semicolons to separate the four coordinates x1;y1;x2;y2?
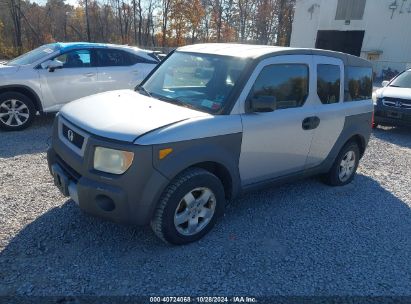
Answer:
0;84;43;112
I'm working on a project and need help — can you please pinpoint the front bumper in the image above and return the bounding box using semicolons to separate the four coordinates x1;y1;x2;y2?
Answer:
374;104;411;127
47;117;170;226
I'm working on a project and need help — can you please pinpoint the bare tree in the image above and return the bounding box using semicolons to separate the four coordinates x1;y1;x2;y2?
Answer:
8;0;23;53
237;0;254;42
84;0;91;41
161;0;172;47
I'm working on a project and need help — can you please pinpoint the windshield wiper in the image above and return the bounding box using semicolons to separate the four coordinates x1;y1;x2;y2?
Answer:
153;94;196;110
136;85;152;97
389;84;400;87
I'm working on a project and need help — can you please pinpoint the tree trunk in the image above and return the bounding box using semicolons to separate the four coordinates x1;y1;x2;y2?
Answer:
10;0;23;54
138;0;142;46
132;0;138;44
85;0;91;42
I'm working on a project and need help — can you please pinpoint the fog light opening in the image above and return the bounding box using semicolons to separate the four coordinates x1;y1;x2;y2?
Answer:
96;194;115;212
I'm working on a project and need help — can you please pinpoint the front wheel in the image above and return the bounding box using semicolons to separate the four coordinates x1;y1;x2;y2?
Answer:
322;141;360;186
0;92;36;131
151;168;225;245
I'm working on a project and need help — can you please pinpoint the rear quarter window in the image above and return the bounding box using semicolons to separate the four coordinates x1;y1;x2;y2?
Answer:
344;66;373;101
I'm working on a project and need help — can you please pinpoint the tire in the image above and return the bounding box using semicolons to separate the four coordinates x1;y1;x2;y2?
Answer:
0;92;36;131
322;141;360;186
151;168;225;245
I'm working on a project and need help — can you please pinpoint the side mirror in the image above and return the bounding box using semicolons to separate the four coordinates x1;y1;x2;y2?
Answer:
249;95;277;112
382;80;390;87
41;60;63;72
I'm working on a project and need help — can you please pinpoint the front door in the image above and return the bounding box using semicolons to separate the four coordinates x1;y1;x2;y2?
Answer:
239;55;317;185
38;49;98;111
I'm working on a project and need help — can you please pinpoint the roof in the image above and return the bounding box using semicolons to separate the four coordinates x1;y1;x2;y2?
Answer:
51;42;148;53
177;43;371;67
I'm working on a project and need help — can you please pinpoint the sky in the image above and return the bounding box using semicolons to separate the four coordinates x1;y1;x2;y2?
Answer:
33;0;79;6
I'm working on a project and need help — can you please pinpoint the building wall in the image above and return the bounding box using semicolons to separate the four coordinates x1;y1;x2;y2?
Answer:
290;0;411;79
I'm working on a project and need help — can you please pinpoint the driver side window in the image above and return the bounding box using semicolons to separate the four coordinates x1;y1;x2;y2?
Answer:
250;64;309;110
54;50;92;68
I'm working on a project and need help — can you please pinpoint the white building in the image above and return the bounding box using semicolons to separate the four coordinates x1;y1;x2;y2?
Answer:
290;0;411;80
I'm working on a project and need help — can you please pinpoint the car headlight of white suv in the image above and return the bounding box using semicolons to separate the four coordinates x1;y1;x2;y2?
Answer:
372;92;378;105
93;147;134;174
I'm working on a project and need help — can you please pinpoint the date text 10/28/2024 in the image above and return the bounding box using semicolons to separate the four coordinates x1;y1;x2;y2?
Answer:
150;297;257;303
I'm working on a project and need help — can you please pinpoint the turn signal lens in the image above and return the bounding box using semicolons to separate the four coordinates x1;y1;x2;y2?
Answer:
159;148;173;160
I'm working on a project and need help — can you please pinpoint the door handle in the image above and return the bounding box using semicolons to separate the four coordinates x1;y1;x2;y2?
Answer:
132;70;139;74
84;72;95;77
302;116;320;130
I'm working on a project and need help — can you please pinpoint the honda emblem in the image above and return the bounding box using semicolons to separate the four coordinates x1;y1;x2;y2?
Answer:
67;129;74;142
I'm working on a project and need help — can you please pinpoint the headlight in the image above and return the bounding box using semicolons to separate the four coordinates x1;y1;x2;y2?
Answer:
372;92;378;105
93;147;134;174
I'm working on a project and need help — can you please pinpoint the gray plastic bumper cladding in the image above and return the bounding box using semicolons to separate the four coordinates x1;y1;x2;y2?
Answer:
47;119;170;226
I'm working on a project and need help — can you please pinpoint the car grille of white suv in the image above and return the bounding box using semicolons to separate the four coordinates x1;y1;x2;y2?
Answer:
382;97;411;110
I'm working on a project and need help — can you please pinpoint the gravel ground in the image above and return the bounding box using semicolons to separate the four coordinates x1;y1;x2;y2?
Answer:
0;116;410;297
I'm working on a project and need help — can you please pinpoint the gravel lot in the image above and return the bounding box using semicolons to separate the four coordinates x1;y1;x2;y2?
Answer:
0;116;410;297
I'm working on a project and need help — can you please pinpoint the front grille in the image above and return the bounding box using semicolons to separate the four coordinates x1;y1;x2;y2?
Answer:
62;124;85;150
382;97;411;110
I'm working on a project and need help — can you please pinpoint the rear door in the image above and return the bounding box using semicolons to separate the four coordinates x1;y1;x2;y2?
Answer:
305;56;346;168
95;48;151;91
38;49;98;110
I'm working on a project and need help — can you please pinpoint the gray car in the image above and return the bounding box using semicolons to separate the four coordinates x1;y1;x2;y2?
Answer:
47;43;374;245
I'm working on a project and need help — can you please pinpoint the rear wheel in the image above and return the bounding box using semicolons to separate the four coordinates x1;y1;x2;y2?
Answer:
322;141;360;186
151;168;225;245
0;92;35;131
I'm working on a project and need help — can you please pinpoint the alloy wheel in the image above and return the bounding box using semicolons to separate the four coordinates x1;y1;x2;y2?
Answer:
338;150;356;182
0;99;30;127
174;187;216;236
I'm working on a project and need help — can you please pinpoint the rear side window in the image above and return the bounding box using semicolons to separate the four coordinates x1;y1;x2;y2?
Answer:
345;67;373;101
128;52;158;65
96;49;131;67
317;64;340;104
250;64;309;110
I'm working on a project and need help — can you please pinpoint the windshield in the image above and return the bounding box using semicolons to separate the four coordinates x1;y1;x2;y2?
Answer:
389;70;411;88
141;52;250;114
7;44;59;66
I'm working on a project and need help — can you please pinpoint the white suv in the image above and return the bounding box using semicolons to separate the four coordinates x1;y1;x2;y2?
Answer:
0;42;159;131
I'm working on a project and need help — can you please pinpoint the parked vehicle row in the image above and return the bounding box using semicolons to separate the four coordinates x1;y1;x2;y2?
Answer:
0;42;159;130
46;43;374;244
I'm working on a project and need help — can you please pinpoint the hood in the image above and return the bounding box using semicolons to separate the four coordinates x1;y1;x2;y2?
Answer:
0;64;20;75
376;86;411;99
60;90;210;142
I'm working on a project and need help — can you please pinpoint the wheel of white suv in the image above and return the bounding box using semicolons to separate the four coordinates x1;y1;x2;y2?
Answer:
0;92;35;131
322;141;360;186
151;168;225;245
